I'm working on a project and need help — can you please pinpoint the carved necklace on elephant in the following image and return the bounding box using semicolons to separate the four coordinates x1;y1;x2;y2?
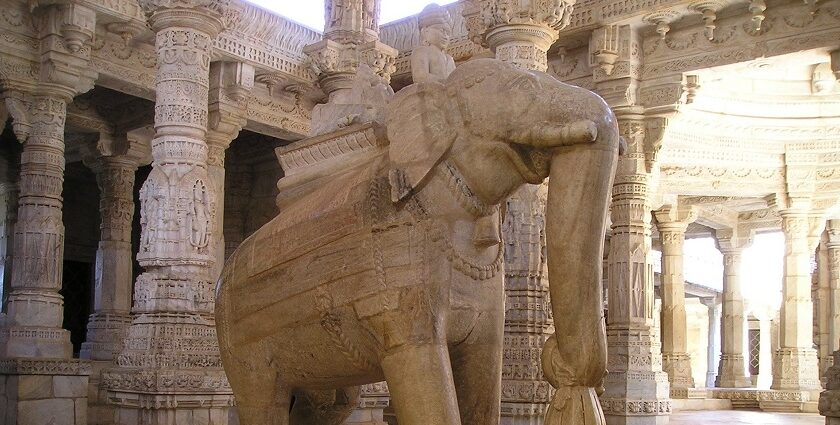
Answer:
432;160;504;281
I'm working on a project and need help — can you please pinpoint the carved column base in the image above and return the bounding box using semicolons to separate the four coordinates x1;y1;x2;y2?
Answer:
715;354;751;388
80;312;132;361
662;352;694;397
602;329;671;425
0;290;72;359
772;347;821;391
0;358;91;425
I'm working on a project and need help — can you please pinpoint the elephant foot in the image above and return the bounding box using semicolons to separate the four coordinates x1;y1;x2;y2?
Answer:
382;343;462;425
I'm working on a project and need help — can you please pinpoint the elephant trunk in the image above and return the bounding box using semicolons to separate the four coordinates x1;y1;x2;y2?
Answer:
541;99;619;425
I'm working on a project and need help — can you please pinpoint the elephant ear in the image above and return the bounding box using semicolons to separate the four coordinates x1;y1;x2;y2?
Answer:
386;81;457;202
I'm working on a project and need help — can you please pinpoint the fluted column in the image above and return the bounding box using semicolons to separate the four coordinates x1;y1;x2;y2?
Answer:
714;230;752;388
654;205;698;397
461;2;576;422
103;2;236;423
772;210;822;391
601;115;670;425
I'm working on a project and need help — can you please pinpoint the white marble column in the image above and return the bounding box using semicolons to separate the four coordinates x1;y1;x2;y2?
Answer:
81;150;145;361
772;210;822;391
0;2;97;423
714;230;752;388
701;297;721;388
819;236;833;379
654;205;698;398
104;2;235;423
601;116;670;425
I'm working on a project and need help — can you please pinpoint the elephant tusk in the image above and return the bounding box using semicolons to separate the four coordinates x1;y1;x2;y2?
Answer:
528;120;598;148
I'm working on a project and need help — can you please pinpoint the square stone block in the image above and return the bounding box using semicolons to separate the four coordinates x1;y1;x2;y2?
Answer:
18;398;74;425
117;407;138;425
53;375;88;398
17;375;53;400
176;408;194;424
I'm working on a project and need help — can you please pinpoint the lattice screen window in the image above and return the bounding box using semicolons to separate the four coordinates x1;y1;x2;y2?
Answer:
748;329;761;376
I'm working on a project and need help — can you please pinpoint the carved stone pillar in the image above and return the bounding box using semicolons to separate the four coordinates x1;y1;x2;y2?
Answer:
601;115;670;425
461;2;575;422
463;0;572;72
0;2;97;423
0;181;19;310
104;2;236;423
818;232;833;380
713;230;752;388
701;297;721;388
304;0;397;136
222;162;251;260
207;61;253;281
772;210;822;392
820;220;840;421
80;137;150;425
81;146;148;361
654;205;698;398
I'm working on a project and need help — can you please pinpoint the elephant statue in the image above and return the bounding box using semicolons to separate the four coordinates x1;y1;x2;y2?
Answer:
216;58;619;425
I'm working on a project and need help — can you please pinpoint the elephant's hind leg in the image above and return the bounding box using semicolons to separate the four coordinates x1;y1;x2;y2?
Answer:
229;365;290;425
382;344;462;425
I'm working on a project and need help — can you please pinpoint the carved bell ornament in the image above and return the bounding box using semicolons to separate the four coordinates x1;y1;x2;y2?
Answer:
688;0;723;40
642;10;679;39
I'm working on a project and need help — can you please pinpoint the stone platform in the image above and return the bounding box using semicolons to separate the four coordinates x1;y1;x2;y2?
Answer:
713;388;820;413
0;358;91;425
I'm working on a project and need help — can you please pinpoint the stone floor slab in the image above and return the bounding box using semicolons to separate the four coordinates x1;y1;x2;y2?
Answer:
670;410;823;424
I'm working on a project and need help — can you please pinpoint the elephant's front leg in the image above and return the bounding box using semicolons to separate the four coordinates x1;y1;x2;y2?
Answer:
382;343;462;424
450;307;505;425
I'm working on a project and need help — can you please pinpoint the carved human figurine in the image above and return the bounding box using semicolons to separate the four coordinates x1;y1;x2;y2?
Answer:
411;3;456;84
188;181;210;249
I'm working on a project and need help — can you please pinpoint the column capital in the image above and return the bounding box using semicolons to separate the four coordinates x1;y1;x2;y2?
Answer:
305;0;396;97
139;0;235;35
463;0;574;71
207;61;253;163
715;227;752;253
654;205;698;233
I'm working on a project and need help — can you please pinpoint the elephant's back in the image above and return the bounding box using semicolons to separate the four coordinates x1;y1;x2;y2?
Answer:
217;156;389;345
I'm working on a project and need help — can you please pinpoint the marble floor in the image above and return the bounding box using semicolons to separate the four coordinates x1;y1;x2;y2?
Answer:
671;410;823;424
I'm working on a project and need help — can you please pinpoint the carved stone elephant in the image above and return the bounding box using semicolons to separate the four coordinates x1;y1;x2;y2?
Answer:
216;58;619;425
